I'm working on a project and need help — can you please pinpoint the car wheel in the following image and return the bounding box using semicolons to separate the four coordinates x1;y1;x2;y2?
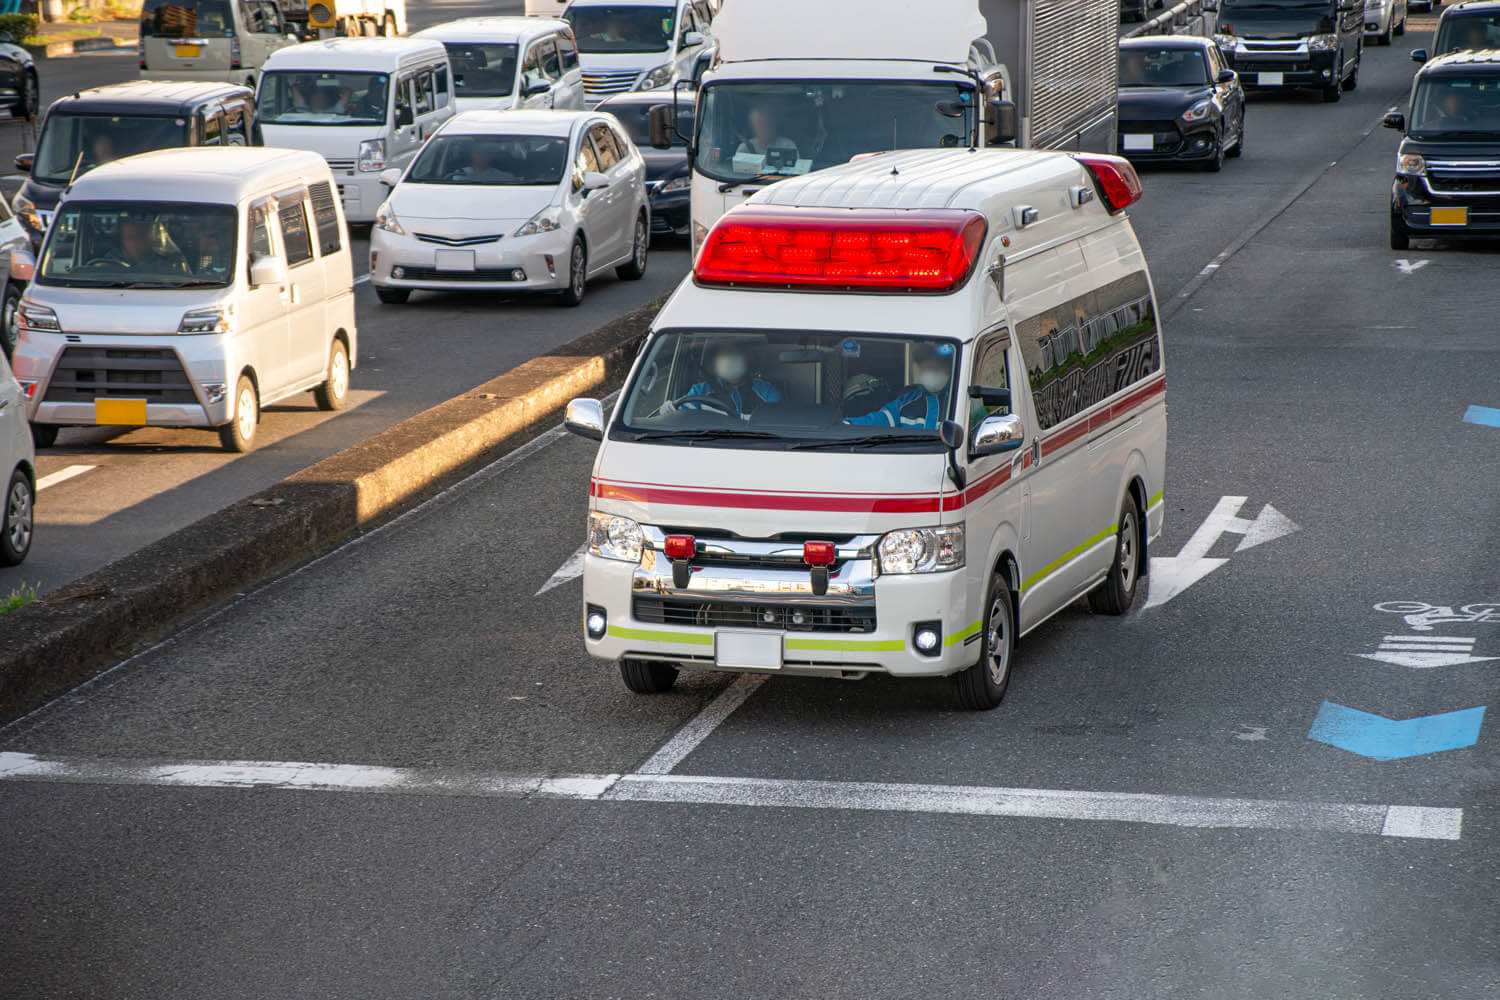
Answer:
1390;210;1411;250
1227;113;1245;157
616;214;649;281
0;283;20;359
375;286;409;305
1342;55;1360;91
1088;494;1144;615
12;71;37;120
313;338;349;411
1203;130;1225;172
619;658;679;694
1322;78;1342;102
1377;23;1391;45
30;423;56;449
0;466;33;566
953;571;1015;710
559;236;587;307
218;374;258;453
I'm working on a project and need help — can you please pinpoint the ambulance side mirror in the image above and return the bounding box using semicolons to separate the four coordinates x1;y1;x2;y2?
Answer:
565;397;604;440
971;413;1026;457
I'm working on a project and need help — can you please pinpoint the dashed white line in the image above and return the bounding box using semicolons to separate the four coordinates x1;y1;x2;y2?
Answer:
34;464;95;491
355;273;371;285
635;673;766;775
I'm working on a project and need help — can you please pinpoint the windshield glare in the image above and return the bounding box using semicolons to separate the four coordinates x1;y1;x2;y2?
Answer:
406;134;569;185
32;114;189;186
1435;15;1500;55
565;5;675;54
259;71;389;125
444;42;518;97
615;330;973;448
38;202;238;289
694;81;975;183
1120;49;1209;87
1410;76;1500;137
140;0;232;37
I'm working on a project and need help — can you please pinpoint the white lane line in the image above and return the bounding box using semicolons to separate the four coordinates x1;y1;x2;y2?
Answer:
355;273;371;285
0;751;1461;841
535;542;587;596
34;464;95;491
635;673;767;775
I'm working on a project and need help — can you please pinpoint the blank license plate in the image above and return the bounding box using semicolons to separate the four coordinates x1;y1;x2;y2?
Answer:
1123;133;1154;151
715;631;782;670
1257;72;1284;86
435;249;475;271
95;398;147;425
1430;206;1468;226
174;44;201;57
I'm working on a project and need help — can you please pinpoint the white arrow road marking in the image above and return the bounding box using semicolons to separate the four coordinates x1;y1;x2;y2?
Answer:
1144;555;1229;609
1145;496;1299;608
35;465;96;491
535;542;587;596
1358;635;1498;669
1233;503;1300;552
1394;258;1429;276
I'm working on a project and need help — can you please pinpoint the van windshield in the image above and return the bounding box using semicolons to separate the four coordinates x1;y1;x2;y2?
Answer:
1409;76;1500;139
1434;14;1500;56
613;329;967;450
140;0;233;37
694;80;976;184
406;134;569;185
259;71;390;125
38;201;238;289
443;42;519;97
564;5;675;54
32;113;190;186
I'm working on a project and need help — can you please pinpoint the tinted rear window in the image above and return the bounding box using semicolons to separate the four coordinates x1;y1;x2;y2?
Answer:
141;0;233;37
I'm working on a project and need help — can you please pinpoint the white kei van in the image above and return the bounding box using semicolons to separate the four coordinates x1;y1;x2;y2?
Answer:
258;38;456;223
140;0;299;89
414;17;586;113
12;147;357;453
566;147;1166;710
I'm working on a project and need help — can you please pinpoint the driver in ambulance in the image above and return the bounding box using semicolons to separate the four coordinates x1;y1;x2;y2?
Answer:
673;341;782;418
846;342;955;429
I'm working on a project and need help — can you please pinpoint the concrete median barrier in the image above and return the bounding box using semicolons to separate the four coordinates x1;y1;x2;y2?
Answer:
0;299;659;723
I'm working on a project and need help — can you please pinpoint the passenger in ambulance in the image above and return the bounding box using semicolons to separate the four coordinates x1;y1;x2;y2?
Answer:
671;341;782;417
845;342;953;429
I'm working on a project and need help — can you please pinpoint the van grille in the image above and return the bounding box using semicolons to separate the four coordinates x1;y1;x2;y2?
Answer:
42;346;197;404
632;596;877;633
582;70;638;97
323;157;357;172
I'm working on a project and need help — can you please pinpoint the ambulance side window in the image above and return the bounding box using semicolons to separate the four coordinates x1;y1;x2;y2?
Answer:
969;332;1011;437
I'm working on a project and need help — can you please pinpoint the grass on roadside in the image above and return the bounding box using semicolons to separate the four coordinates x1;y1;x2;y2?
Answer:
1;582;37;615
24;26;103;43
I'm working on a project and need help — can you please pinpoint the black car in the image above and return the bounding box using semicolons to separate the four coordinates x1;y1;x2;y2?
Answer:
1118;36;1246;170
0;28;38;121
598;90;697;239
1213;0;1364;102
1386;49;1500;248
1413;0;1500;64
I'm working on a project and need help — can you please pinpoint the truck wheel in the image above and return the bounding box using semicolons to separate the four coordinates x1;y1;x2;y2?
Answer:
619;658;678;694
952;572;1014;711
30;423;56;449
313;338;349;411
218;374;258;453
1;466;34;566
1088;494;1143;615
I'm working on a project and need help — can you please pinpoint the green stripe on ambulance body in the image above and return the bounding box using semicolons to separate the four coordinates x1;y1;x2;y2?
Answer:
1021;523;1119;593
944;621;983;647
609;625;715;646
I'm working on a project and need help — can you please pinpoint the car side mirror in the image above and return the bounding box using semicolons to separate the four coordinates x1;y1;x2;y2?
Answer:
581;170;610;194
1217;68;1236;84
986;99;1018;145
396;105;414;127
13;153;32;173
682;30;704;47
249;252;288;287
1410;48;1428;63
648;103;676;148
522;78;551;97
1382;111;1405;131
971;413;1025;457
565;397;604;440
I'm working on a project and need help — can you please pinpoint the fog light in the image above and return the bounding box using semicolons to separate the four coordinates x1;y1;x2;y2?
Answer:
913;621;942;657
202;382;227;404
1322;69;1332;78
544;253;556;278
510;268;526;281
586;604;607;639
17;379;36;399
790;610;807;626
392;266;405;279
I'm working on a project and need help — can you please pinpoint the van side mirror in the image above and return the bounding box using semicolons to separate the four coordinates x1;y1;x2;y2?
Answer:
396;105;414;127
379;167;402;188
249;253;288;287
971;413;1026;457
522;78;551;97
986;99;1018;145
647;103;675;148
564;397;604;440
1217;68;1236;84
1382;111;1405;131
13;153;32;173
1410;48;1428;63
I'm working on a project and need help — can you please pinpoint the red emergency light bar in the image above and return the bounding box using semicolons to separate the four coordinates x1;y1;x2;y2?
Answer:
694;207;987;294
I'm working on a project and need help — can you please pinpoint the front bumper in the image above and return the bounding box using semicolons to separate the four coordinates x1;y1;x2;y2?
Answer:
1118;119;1220;162
648;187;690;237
369;224;576;292
1392;175;1500;238
1223;49;1339;89
332;172;387;224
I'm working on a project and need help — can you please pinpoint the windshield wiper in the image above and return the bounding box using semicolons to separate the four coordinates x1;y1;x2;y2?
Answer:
717;173;783;193
790;434;941;450
627;428;782;442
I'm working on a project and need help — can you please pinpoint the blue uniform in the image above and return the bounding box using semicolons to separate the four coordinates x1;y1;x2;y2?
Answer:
682;376;782;417
847;387;942;429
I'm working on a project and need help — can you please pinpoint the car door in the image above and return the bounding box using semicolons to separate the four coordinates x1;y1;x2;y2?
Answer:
241;199;292;396
571;122;609;268
390;74;422;168
538;38;568;108
553;30;585;109
674;4;705;82
1207;46;1242;139
963;328;1032;622
274;190;327;392
518;42;552;109
585;121;629;262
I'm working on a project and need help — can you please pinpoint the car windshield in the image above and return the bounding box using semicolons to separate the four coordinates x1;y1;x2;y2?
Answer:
601;99;695;147
1434;14;1500;55
31;113;190;186
1409;76;1500;138
564;5;675;54
38;201;238;289
443;42;518;97
406;133;570;185
694;80;976;184
1119;48;1209;87
614;329;966;450
140;0;233;37
258;71;390;125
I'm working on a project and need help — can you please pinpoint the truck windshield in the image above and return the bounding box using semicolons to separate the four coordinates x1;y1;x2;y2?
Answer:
32;114;190;186
1434;15;1500;56
259;71;390;126
406;134;570;185
694;80;976;184
614;329;970;450
443;42;519;98
1409;76;1500;139
38;202;238;289
140;0;233;37
565;5;675;54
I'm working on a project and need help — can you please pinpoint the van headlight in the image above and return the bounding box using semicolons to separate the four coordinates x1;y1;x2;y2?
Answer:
358;138;386;171
178;306;231;334
1397;152;1426;176
515;203;562;237
588;511;643;563
373;200;406;236
637;63;674;90
17;301;59;332
1306;33;1339;51
878;524;965;575
1181;99;1213;123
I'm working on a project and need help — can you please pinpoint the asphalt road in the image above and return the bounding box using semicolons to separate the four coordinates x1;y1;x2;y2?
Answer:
7;13;1500;1000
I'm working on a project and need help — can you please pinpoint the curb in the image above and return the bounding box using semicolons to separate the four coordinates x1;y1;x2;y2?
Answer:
0;298;659;723
27;36;131;58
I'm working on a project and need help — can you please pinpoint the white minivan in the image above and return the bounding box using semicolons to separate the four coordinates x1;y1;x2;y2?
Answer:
415;17;586;113
562;0;714;105
139;0;299;89
258;38;456;223
0;345;35;565
566;147;1166;710
13;147;357;453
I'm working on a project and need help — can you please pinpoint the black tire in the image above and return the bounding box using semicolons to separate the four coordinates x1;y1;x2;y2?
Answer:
11;70;36;120
559;236;587;307
1088;494;1144;615
1342;55;1360;91
0;466;34;566
952;572;1015;711
619;658;679;694
1322;80;1342;102
1394;15;1405;36
1376;23;1391;45
615;214;649;280
1390;211;1411;250
375;286;410;305
313;337;349;411
1202;130;1225;172
218;374;258;453
1227;113;1244;157
30;423;56;449
0;282;20;359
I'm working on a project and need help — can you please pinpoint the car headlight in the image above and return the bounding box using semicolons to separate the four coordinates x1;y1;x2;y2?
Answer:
638;63;674;90
358;137;386;172
588;510;643;563
659;175;690;193
178;306;231;334
11;192;42;234
1306;33;1339;51
373;200;406;236
1397;152;1426;176
515;203;562;237
1181;99;1214;123
877;524;965;575
17;301;59;332
1212;33;1238;50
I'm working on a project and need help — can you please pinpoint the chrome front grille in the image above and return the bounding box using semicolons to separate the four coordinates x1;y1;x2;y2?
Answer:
582;69;638;97
414;232;503;246
1425;161;1500;196
633;596;877;633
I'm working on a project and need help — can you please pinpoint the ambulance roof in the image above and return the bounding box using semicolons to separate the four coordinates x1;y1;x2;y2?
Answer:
712;0;987;65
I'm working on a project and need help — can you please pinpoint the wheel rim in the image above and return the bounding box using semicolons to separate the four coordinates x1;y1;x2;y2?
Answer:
236;385;256;440
7;478;32;553
330;347;349;400
571;244;585;295
985;593;1009;687
1117;510;1138;592
633;221;646;269
2;294;17;353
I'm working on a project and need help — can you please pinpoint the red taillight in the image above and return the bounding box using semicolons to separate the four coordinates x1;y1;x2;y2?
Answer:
694;207;987;294
230;36;241;69
664;534;696;560
1075;154;1143;214
803;541;836;567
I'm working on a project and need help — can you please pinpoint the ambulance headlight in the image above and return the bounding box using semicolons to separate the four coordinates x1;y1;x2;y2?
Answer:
588;510;644;563
878;524;965;575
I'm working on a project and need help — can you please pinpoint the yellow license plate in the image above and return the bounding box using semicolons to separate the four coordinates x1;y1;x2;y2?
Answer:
95;398;148;425
1430;206;1468;226
174;44;200;57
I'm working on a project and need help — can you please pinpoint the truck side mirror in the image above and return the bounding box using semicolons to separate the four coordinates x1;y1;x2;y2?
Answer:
647;104;675;149
971;413;1025;457
986;99;1018;145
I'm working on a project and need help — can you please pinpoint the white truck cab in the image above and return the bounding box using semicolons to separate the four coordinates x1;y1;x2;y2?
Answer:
567;147;1166;710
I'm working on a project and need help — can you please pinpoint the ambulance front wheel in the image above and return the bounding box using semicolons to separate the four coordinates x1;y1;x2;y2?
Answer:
619;657;679;694
1088;494;1143;615
952;572;1015;711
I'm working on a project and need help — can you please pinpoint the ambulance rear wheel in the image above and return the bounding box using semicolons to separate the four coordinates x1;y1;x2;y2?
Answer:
619;658;678;694
952;572;1014;711
1088;494;1143;615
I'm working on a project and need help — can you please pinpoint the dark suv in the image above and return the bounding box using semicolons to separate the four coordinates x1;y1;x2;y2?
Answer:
1213;0;1365;102
1386;50;1500;248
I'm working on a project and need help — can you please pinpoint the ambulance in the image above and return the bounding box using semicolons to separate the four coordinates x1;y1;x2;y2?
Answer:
565;146;1166;709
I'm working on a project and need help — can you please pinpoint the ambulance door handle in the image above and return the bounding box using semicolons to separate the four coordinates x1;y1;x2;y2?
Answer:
1031;439;1041;466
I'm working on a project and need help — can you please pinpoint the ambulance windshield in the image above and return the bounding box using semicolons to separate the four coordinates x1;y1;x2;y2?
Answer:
614;329;979;450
